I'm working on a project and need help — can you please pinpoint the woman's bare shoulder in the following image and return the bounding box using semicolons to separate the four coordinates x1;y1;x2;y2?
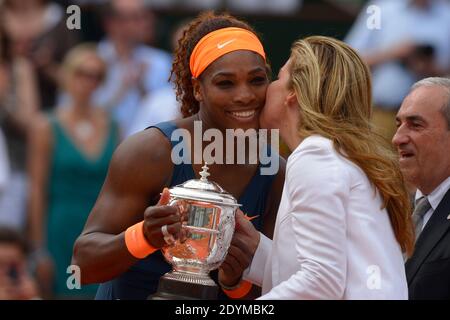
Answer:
111;128;174;173
103;127;177;196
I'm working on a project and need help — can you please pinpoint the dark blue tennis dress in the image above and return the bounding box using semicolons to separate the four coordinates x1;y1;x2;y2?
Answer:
95;121;276;300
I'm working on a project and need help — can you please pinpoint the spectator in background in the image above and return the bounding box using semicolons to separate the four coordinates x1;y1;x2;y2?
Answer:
0;226;39;300
0;128;9;195
0;22;39;231
1;0;80;109
345;0;450;141
127;86;181;136
144;0;220;11
144;0;302;15
228;0;302;15
93;0;172;137
127;20;187;136
28;44;119;299
131;2;157;47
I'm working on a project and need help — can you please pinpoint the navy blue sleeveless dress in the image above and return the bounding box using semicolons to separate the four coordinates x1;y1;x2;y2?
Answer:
95;122;276;300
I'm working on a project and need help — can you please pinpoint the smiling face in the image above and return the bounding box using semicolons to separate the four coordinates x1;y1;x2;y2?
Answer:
193;50;269;131
392;85;450;194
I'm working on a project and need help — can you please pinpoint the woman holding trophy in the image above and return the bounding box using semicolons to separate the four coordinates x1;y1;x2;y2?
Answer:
219;36;414;299
72;12;285;300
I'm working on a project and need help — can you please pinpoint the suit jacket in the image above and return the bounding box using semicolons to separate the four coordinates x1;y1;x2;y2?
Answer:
244;135;407;299
406;187;450;300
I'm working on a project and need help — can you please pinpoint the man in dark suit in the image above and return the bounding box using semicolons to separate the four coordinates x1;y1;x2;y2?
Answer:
393;77;450;300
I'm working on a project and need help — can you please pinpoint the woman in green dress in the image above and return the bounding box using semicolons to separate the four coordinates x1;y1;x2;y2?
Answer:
28;44;120;299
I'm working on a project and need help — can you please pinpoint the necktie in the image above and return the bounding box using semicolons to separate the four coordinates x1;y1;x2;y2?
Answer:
412;196;431;241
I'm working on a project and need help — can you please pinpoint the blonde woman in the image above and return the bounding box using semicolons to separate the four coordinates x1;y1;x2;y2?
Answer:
28;44;120;299
0;24;40;230
219;36;414;299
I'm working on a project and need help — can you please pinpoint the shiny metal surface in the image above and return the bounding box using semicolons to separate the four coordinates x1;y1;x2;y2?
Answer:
161;164;239;285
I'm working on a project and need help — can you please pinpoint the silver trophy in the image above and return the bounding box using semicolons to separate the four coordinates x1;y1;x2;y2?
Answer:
151;163;240;300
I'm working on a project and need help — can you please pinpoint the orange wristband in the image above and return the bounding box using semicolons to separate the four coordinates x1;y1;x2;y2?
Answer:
125;221;158;259
222;280;253;299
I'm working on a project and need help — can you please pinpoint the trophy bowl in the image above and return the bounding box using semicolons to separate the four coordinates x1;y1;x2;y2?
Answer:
152;164;240;300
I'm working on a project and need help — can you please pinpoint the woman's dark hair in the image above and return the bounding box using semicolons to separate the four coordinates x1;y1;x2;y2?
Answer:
171;11;267;117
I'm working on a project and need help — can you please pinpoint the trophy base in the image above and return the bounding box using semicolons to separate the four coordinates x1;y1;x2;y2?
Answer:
149;271;218;300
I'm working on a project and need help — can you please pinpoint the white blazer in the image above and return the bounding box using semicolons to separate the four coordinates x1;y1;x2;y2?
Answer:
244;135;407;299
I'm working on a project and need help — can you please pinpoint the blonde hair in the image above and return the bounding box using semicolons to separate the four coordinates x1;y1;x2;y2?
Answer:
289;36;414;256
59;43;106;90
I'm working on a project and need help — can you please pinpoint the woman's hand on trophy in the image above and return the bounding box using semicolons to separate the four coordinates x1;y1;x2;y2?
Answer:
142;188;187;248
172;199;190;243
219;209;260;287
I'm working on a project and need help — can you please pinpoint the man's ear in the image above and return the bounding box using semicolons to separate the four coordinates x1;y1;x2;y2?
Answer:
191;77;203;102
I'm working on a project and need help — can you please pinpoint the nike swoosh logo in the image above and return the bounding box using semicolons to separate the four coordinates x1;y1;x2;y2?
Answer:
244;214;259;221
217;39;236;49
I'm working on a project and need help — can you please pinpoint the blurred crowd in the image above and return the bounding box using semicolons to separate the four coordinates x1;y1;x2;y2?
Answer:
0;0;449;300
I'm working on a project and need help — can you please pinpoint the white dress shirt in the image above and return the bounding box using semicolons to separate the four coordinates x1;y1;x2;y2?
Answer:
415;175;450;230
244;135;408;299
127;87;181;136
93;40;173;136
